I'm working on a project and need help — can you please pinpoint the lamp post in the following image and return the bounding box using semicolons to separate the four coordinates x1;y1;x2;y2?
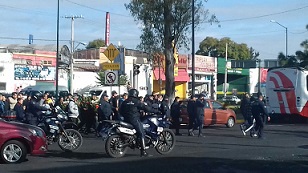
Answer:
56;0;60;99
191;0;195;96
270;20;288;58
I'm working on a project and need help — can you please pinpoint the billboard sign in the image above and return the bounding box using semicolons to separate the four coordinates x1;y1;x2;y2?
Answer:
14;65;55;80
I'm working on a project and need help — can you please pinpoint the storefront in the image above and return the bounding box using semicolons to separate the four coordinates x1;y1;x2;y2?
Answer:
152;54;189;99
187;55;217;99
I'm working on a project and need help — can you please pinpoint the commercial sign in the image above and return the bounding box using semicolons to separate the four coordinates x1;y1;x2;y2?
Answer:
102;63;120;70
14;65;55;80
153;54;188;69
188;55;215;72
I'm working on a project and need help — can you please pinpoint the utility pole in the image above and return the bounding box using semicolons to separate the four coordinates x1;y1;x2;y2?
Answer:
56;0;60;99
191;0;195;96
224;43;228;97
65;15;83;94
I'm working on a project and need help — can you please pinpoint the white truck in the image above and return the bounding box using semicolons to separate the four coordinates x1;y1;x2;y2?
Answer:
265;67;308;120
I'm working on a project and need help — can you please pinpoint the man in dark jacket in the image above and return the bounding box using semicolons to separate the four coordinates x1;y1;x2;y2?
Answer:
14;98;26;122
171;97;181;135
109;90;119;120
251;95;269;139
195;94;206;137
120;89;159;157
25;92;49;125
240;93;254;136
97;93;113;134
187;95;197;136
160;96;170;118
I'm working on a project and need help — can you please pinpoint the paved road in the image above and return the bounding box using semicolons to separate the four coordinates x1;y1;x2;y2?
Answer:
2;124;308;173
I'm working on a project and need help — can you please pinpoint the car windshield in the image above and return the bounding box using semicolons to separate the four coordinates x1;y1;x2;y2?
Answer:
89;90;102;96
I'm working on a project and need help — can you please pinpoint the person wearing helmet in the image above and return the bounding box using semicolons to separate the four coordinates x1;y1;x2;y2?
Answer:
120;89;160;157
25;91;49;125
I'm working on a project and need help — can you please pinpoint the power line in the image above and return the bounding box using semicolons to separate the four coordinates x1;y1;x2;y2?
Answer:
64;0;131;18
215;4;308;23
0;36;70;42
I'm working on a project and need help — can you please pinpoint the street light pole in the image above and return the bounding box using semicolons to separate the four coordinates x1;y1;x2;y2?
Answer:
270;20;288;57
65;15;83;94
224;43;228;97
191;0;195;96
55;0;60;99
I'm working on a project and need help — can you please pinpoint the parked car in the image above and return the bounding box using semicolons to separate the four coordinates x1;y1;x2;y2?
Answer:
179;99;236;128
0;119;47;164
222;96;241;104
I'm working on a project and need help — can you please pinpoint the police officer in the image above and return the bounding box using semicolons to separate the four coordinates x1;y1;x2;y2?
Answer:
196;94;206;137
187;95;197;136
97;93;113;136
25;92;49;125
120;89;159;157
251;95;269;139
159;95;170;117
171;96;181;135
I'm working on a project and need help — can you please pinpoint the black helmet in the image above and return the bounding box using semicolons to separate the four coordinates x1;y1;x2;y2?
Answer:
31;91;42;100
128;89;139;98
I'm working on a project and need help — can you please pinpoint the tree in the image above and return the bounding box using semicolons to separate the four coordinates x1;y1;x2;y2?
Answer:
277;24;308;67
196;36;259;60
86;39;106;49
125;0;217;103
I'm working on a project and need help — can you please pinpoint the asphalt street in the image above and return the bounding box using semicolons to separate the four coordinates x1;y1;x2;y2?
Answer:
2;123;308;173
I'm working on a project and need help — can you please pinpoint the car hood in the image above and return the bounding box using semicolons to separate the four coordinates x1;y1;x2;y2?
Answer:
0;119;41;131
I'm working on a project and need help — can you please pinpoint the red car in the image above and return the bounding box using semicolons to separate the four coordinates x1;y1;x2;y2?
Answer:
179;99;236;128
0;119;47;163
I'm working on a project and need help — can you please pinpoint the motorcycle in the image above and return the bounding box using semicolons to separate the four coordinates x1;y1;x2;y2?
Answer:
101;114;175;158
37;105;83;152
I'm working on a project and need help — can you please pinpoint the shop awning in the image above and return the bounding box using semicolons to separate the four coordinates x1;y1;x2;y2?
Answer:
153;68;190;82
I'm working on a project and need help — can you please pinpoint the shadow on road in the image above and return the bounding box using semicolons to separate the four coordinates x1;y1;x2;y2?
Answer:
16;156;308;173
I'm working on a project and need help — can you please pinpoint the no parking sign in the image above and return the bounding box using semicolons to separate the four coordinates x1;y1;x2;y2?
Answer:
105;70;118;85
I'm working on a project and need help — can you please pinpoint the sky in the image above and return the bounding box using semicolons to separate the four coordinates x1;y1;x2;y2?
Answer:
0;0;308;60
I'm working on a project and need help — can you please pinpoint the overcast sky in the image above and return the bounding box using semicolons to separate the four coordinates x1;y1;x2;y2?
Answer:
0;0;307;60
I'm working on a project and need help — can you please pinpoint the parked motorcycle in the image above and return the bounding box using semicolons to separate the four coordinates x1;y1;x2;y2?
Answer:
101;114;175;158
37;106;83;152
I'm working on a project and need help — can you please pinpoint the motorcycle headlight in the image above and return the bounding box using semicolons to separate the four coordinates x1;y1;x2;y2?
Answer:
29;128;44;137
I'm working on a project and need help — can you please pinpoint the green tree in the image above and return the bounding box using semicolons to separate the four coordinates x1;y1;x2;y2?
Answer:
196;36;258;60
96;71;128;85
86;39;106;49
125;0;217;102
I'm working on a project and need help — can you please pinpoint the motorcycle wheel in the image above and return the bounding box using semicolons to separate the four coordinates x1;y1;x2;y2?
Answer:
155;129;175;155
105;134;128;158
58;129;83;152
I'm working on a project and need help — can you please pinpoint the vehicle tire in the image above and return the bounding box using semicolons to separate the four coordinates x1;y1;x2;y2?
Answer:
155;129;175;155
105;134;128;158
226;117;235;128
1;140;27;164
58;129;83;152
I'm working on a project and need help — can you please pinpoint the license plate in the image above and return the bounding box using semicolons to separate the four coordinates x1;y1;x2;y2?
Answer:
157;127;163;132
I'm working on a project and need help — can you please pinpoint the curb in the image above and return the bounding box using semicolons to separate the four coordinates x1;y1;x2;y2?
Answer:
236;119;244;124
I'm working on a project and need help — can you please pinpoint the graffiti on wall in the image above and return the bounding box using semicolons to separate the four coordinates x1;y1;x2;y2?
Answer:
14;65;55;80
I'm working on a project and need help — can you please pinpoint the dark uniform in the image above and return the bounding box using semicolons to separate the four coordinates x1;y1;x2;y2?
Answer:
171;97;181;135
97;93;113;133
187;96;197;135
25;92;48;125
120;89;159;157
251;97;268;139
14;102;26;122
195;95;206;137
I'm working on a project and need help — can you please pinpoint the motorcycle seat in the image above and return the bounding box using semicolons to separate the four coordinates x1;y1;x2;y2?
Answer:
119;121;134;129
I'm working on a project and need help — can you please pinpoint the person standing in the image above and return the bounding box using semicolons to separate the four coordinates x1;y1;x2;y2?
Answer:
171;96;181;136
110;91;119;120
187;95;197;136
251;95;269;139
8;92;18;110
195;94;206;137
0;94;5;115
14;98;26;123
67;95;79;124
97;93;113;135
